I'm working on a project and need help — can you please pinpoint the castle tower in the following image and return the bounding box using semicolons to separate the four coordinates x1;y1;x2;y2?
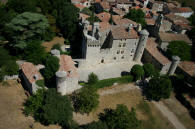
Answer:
168;56;180;75
133;30;149;62
92;22;100;37
51;49;60;58
83;20;90;35
56;71;67;95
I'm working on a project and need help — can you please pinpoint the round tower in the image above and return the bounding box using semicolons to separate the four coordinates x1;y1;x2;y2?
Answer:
51;49;60;58
168;56;180;75
56;71;67;95
133;29;149;62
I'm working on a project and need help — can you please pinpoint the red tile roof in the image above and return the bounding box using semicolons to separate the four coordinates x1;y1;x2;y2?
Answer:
100;1;110;10
145;18;155;25
59;55;78;78
21;62;43;84
179;61;195;77
113;7;125;16
146;38;171;65
99;22;111;31
111;26;138;39
96;12;111;22
74;3;86;10
113;18;137;26
170;7;193;13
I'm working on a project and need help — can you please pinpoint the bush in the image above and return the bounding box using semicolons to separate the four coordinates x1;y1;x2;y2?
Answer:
147;76;172;101
99;104;141;129
131;65;144;81
1;60;19;76
143;63;156;78
166;41;192;61
36;80;45;88
73;86;99;114
81;121;108;129
88;73;99;85
52;43;62;52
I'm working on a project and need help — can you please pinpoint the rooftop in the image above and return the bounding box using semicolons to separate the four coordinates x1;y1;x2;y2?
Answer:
100;1;110;10
179;61;195;77
59;55;78;78
111;25;138;39
99;22;111;31
159;32;192;44
113;18;137;26
74;3;86;10
145;38;170;65
21;62;43;84
96;12;111;22
170;7;193;13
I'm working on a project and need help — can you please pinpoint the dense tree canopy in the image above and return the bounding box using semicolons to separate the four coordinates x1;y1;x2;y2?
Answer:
143;63;157;78
99;104;141;129
41;89;73;126
166;41;192;61
5;12;49;49
147;76;172;101
24;40;47;64
73;86;99;114
124;9;146;27
131;65;144;81
81;121;108;129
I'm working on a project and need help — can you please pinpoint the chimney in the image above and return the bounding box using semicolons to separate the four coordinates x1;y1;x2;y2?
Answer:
128;24;133;34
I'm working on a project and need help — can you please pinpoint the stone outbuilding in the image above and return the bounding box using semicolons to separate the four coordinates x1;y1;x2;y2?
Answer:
20;62;43;94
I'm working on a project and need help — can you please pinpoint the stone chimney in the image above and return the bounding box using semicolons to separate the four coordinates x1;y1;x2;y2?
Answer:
128;24;133;34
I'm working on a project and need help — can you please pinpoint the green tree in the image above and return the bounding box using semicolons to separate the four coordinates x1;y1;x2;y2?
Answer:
57;2;79;41
131;65;144;81
43;55;59;80
1;61;19;75
124;9;146;27
147;76;172;101
143;63;156;78
99;104;141;129
73;86;99;114
81;7;93;16
6;0;37;13
5;12;49;49
24;89;45;121
81;121;108;129
166;41;192;61
41;88;73;127
88;73;99;84
24;40;47;64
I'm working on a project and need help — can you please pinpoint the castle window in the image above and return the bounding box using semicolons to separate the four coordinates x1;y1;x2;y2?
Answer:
121;51;124;54
123;43;126;47
118;44;121;47
121;56;124;59
114;57;116;60
117;50;120;54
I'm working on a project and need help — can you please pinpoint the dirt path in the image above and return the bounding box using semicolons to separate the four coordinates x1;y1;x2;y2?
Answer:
153;101;186;129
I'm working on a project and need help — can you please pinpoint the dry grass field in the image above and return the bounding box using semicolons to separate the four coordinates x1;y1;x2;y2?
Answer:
162;94;195;129
0;80;61;129
74;84;175;129
42;37;64;52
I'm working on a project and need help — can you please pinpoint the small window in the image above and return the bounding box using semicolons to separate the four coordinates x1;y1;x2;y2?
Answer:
114;57;116;60
121;56;124;59
121;51;124;54
117;50;120;54
123;43;126;47
118;44;121;47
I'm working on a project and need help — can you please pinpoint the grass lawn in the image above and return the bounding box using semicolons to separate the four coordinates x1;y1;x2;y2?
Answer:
73;84;175;129
162;94;195;129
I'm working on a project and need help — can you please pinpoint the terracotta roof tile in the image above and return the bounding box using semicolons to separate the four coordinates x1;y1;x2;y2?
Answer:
21;62;43;84
111;25;138;39
114;18;138;26
159;33;192;44
99;22;111;31
113;7;125;16
59;55;78;78
100;1;110;10
96;12;111;22
146;38;170;65
74;4;86;10
145;18;155;25
179;61;195;77
170;7;193;13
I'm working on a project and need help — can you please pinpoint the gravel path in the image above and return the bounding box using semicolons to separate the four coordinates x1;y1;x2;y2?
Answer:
153;101;186;129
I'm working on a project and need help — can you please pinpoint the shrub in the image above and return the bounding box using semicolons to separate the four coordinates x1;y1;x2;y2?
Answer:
52;43;61;52
99;104;141;129
88;73;99;85
81;121;108;129
147;76;172;101
143;63;156;78
73;86;99;114
131;65;144;81
1;60;19;75
36;80;45;88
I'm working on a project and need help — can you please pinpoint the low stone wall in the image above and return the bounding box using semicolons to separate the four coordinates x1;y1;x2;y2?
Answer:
3;75;19;81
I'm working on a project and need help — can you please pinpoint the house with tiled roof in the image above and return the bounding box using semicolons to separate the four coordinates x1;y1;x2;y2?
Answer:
21;62;44;94
169;7;193;18
96;12;111;22
51;50;81;95
94;1;110;13
142;38;180;75
158;32;192;51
